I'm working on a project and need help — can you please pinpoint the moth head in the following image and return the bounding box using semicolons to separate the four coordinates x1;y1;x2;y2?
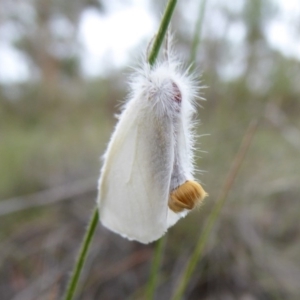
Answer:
145;75;183;117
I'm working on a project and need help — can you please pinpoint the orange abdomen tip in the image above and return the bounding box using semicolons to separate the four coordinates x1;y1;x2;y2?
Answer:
168;180;208;213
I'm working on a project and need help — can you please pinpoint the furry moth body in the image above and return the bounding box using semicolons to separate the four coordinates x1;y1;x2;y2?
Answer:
97;45;207;244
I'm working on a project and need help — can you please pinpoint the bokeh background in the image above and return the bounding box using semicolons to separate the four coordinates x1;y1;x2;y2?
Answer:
1;0;300;299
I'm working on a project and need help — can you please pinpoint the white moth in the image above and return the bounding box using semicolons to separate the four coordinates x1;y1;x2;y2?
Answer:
97;38;207;244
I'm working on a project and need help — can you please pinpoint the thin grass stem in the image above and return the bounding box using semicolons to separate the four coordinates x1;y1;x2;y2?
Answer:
63;207;99;300
146;237;166;300
143;0;179;298
172;120;259;300
62;1;178;299
148;0;177;66
190;0;207;69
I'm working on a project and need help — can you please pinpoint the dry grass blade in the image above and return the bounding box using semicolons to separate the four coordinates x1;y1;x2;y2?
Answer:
172;119;259;300
218;119;258;203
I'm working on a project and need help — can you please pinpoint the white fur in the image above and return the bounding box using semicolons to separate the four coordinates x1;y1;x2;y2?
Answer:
97;44;201;243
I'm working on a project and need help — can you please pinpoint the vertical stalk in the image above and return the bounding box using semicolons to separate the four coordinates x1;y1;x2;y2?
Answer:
146;238;166;300
172;120;258;300
148;0;177;66
189;0;208;68
63;207;99;300
63;1;178;299
145;0;179;297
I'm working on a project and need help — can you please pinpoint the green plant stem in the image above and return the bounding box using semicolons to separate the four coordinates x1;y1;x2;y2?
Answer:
190;0;207;68
148;0;177;66
146;237;166;300
63;207;99;300
144;0;179;298
172;120;258;300
63;1;178;300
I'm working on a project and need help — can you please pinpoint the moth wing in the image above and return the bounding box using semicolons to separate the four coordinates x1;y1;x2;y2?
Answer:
98;101;174;243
